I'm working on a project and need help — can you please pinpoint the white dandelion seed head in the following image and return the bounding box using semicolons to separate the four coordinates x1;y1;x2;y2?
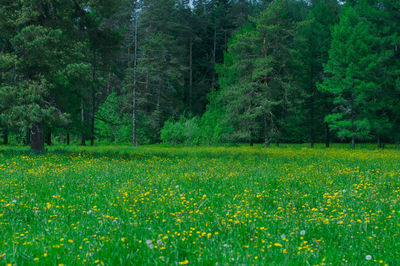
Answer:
320;208;324;212
280;234;286;239
300;230;306;236
145;239;152;245
87;210;93;215
11;200;17;204
342;189;347;193
365;255;372;260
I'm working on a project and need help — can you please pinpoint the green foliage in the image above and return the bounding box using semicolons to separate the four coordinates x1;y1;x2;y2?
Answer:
319;6;379;145
160;115;200;145
96;92;125;142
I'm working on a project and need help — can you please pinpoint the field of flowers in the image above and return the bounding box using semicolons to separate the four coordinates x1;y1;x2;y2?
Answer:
0;144;399;265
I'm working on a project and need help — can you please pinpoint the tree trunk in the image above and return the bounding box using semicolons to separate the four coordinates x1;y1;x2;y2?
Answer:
90;51;96;146
351;135;355;149
67;132;70;146
211;25;216;88
45;129;52;145
31;122;44;153
189;36;193;108
3;130;8;145
81;97;86;146
264;114;269;148
325;122;330;148
250;138;253;147
90;96;95;146
276;139;280;147
310;103;314;148
132;16;138;147
377;135;381;149
24;129;31;145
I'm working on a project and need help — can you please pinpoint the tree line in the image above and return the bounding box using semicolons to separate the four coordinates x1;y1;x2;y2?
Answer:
0;0;399;152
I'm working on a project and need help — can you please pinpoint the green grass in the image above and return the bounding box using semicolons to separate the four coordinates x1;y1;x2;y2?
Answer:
0;144;399;265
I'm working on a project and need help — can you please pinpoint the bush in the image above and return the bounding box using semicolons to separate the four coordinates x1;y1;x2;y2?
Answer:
160;115;201;145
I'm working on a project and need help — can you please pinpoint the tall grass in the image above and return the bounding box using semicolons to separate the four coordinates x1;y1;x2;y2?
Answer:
0;145;399;264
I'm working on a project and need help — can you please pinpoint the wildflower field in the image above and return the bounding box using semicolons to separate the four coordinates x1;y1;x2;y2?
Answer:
0;145;399;265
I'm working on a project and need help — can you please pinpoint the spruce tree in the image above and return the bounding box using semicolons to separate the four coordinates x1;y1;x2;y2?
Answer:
319;6;378;148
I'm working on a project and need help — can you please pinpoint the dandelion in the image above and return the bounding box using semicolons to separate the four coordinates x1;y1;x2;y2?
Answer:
179;259;189;265
366;255;372;260
300;230;306;236
280;234;286;239
146;239;154;249
121;237;126;242
274;243;282;247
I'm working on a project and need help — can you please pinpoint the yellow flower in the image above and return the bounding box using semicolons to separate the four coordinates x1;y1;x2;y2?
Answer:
274;243;283;247
34;258;39;262
179;259;189;265
121;237;126;242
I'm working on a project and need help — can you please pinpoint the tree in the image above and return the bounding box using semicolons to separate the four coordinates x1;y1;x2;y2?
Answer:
319;6;378;148
216;0;298;146
296;1;338;147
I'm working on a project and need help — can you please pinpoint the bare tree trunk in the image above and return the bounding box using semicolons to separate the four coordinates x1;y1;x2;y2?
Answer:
106;71;111;95
325;122;330;148
189;36;193;108
81;97;86;146
276;139;280;147
132;16;138;147
265;136;269;148
31;121;44;152
264;114;269;148
310;98;314;148
3;129;8;145
90;51;96;146
351;135;355;149
377;135;381;149
211;25;216;88
24;129;31;145
45;129;52;145
67;132;70;146
224;29;227;51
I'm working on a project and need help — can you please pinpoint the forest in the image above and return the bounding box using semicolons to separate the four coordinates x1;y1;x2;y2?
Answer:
1;0;399;152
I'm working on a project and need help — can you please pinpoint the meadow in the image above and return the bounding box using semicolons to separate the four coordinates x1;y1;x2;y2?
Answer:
0;144;399;265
